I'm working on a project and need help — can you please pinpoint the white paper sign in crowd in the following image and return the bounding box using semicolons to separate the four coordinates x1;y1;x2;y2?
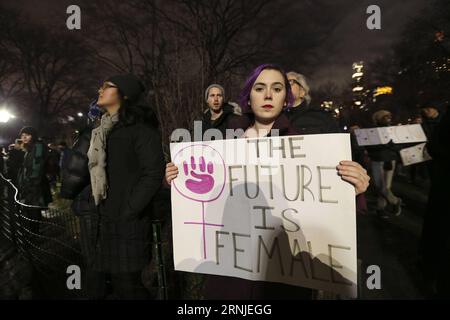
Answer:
170;134;357;297
399;143;432;166
355;124;427;146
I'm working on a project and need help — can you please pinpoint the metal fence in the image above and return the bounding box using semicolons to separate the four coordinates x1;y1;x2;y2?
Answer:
0;174;169;299
0;173;84;299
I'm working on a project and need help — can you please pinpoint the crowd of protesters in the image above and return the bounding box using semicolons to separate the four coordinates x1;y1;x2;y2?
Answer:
1;63;447;299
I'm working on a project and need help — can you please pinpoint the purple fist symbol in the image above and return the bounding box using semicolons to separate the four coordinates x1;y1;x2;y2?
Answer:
183;156;215;194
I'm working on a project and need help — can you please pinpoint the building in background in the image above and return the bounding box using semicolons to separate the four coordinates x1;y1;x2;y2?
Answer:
352;61;368;111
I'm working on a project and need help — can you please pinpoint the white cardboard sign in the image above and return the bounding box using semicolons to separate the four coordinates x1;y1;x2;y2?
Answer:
170;134;357;297
355;124;427;146
399;143;432;166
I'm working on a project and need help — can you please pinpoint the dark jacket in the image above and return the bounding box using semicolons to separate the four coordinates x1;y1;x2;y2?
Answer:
365;140;401;162
427;109;448;160
17;142;52;206
60;126;97;221
284;101;339;134
421;107;450;292
95;121;165;273
203;113;313;300
422;113;443;142
201;103;241;139
5;149;24;186
61;117;165;273
350;132;367;166
60;127;92;200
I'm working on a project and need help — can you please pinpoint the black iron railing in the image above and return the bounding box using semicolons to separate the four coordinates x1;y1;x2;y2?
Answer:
0;173;83;298
0;174;169;299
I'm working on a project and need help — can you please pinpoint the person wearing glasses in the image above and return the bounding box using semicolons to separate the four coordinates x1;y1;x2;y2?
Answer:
285;71;339;134
61;74;165;299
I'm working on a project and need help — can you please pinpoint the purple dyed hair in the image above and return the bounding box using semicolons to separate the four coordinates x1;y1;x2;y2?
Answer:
239;63;294;113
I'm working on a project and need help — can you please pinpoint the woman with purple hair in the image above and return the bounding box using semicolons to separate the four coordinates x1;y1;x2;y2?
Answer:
165;64;369;299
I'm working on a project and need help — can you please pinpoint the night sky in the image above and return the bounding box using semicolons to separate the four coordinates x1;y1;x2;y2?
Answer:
3;0;427;89
307;0;426;88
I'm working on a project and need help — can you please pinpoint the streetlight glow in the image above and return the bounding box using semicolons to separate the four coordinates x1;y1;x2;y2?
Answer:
0;109;14;123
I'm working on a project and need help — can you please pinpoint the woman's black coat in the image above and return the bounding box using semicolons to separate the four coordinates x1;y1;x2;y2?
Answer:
61;120;165;273
95;122;165;273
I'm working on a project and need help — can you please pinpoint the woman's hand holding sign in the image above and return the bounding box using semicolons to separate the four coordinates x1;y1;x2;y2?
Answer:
165;162;179;186
337;160;370;195
166;158;216;194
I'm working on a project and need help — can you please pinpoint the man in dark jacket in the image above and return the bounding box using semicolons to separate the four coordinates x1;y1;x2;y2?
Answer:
285;71;339;134
201;84;241;140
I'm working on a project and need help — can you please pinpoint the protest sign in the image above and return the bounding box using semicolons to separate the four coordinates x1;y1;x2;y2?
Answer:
170;134;357;297
399;143;432;166
355;124;427;146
